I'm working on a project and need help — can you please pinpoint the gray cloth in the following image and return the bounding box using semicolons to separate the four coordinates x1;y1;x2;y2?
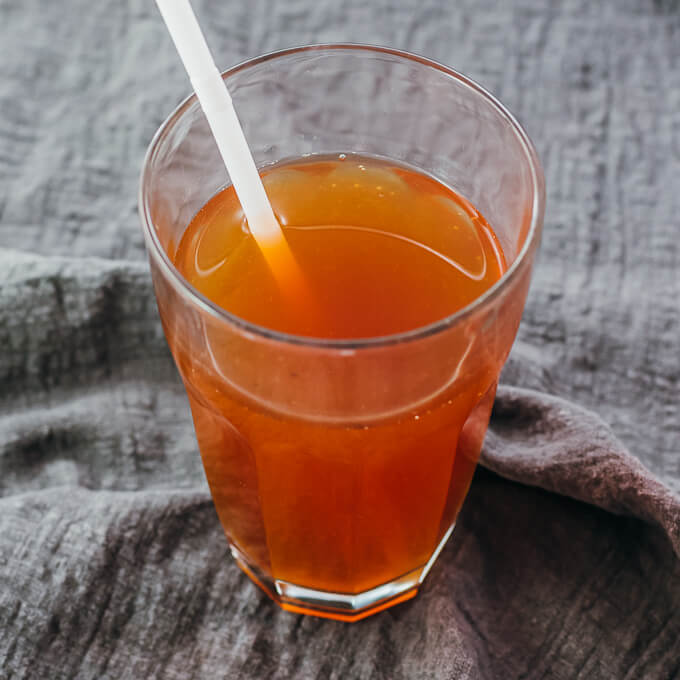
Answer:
1;0;679;678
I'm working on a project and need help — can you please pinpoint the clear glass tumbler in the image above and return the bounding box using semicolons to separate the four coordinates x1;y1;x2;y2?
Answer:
139;45;545;621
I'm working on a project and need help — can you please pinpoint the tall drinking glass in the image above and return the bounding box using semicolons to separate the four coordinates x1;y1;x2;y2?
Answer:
139;45;545;621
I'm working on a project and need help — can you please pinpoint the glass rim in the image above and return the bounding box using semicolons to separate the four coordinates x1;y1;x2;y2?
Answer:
139;42;545;350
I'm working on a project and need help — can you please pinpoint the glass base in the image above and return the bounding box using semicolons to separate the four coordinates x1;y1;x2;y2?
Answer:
230;523;455;622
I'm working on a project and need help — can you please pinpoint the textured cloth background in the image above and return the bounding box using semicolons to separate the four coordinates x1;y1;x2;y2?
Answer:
1;0;679;678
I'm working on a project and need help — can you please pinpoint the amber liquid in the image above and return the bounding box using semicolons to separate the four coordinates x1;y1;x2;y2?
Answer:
173;154;506;616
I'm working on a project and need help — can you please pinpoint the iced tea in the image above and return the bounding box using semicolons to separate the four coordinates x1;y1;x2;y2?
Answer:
168;154;506;619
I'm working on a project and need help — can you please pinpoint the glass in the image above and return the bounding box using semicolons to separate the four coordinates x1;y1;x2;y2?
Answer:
139;45;545;621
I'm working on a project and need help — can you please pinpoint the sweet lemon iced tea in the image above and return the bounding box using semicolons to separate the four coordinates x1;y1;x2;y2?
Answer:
169;154;507;618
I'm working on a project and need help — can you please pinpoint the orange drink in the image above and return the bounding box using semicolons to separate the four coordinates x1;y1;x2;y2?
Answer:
139;46;545;621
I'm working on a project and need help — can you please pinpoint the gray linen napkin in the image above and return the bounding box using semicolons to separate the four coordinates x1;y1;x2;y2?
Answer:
1;0;679;678
1;250;678;680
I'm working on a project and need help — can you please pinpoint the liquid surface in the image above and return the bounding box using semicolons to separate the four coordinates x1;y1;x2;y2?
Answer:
174;154;505;339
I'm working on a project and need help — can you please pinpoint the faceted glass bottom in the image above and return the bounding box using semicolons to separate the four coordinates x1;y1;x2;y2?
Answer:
230;523;455;622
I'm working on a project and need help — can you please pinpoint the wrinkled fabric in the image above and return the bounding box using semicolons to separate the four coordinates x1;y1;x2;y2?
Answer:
1;0;679;678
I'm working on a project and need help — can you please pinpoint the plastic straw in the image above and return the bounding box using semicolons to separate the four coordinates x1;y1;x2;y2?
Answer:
155;0;305;287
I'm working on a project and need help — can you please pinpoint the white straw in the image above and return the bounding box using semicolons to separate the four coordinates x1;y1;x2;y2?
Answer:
155;0;283;248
